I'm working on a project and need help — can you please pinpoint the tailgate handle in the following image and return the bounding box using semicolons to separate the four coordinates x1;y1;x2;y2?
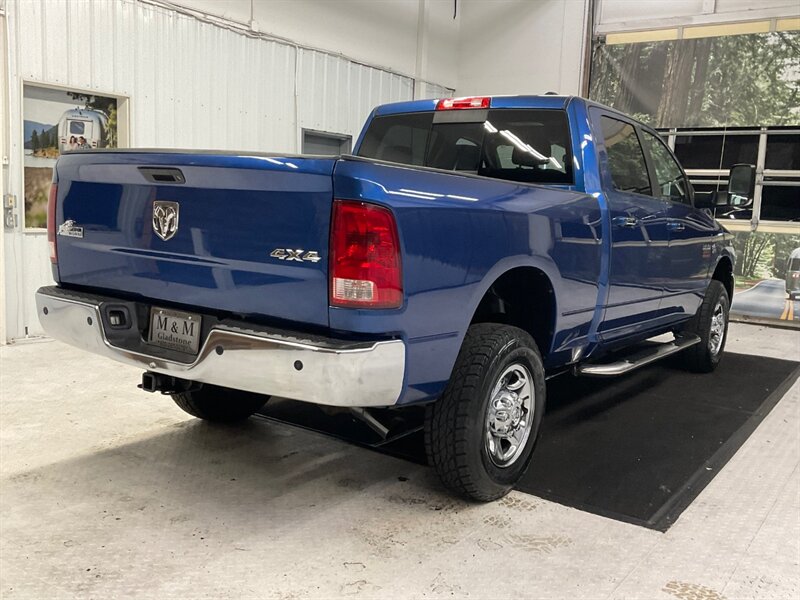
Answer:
138;167;186;184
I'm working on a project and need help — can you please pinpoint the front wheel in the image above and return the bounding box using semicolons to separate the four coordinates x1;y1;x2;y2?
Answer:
172;384;269;423
681;280;730;373
424;323;546;502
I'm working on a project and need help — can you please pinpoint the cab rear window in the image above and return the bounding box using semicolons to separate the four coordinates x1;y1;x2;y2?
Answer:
357;109;574;185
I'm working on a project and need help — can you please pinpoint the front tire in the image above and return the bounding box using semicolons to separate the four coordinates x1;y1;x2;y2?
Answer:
424;323;546;502
172;384;269;423
681;280;730;373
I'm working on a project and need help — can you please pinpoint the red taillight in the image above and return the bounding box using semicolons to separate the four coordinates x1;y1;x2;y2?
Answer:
436;96;490;110
47;183;58;263
330;200;402;309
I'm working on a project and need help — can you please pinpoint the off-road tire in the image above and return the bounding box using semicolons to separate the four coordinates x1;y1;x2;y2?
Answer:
681;280;730;373
172;384;269;422
424;323;546;502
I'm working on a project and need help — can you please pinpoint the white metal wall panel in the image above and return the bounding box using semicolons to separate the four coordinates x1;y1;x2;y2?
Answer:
599;0;704;26
12;0;421;151
596;0;800;33
297;48;414;142
417;81;454;100
715;0;799;13
3;0;447;340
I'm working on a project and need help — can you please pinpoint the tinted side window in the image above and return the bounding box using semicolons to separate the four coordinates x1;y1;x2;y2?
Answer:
426;124;485;171
600;117;651;195
478;109;574;184
642;130;690;204
357;113;433;166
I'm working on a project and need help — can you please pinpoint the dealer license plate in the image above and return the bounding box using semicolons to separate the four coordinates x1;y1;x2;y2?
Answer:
148;307;202;354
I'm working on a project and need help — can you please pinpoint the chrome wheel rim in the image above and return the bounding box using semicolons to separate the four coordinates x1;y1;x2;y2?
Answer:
484;363;534;468
708;299;726;356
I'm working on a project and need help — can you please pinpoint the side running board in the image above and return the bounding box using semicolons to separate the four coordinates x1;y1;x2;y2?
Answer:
577;335;701;377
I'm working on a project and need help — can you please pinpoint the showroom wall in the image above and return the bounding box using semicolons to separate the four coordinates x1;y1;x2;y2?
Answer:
456;0;589;96
166;0;460;92
168;0;591;97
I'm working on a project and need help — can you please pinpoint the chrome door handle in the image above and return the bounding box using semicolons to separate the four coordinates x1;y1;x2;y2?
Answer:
612;216;639;228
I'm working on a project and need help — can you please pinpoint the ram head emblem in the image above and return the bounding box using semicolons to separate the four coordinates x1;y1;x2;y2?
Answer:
152;201;179;241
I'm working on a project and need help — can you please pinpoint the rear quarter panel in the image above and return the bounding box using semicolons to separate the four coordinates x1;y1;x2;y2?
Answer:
332;159;603;404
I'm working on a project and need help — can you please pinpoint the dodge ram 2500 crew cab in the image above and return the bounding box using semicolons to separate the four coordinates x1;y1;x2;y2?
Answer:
38;95;751;501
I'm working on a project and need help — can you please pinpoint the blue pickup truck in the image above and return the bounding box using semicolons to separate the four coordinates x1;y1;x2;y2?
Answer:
37;95;751;501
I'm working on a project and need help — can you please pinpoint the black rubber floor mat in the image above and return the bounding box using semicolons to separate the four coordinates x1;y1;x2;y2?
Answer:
519;353;799;530
258;352;799;531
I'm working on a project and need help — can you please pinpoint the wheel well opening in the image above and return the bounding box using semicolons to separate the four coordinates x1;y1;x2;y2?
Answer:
712;257;733;299
470;267;555;358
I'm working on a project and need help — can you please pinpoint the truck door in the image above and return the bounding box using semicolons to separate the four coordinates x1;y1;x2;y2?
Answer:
640;128;718;322
594;113;670;340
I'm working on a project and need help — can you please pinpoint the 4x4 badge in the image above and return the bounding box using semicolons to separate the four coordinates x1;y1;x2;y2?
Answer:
153;201;179;241
270;248;322;263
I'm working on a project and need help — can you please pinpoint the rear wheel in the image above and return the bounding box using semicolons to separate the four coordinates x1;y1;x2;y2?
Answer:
681;280;730;373
424;323;546;502
171;384;269;422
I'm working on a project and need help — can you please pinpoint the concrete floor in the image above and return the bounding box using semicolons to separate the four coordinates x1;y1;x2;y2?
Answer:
1;322;798;599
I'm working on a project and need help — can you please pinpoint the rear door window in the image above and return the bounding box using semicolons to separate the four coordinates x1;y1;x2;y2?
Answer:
599;116;651;196
357;109;574;185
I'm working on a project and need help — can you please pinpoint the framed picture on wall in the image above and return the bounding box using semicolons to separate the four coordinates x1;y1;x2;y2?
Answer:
22;83;127;229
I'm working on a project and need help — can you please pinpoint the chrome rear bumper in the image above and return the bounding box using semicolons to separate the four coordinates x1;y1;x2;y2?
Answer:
35;287;405;407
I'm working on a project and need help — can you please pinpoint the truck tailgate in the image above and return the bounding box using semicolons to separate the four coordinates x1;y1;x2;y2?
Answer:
54;152;336;327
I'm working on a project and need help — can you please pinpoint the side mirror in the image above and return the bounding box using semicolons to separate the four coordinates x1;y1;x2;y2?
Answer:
727;164;756;207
